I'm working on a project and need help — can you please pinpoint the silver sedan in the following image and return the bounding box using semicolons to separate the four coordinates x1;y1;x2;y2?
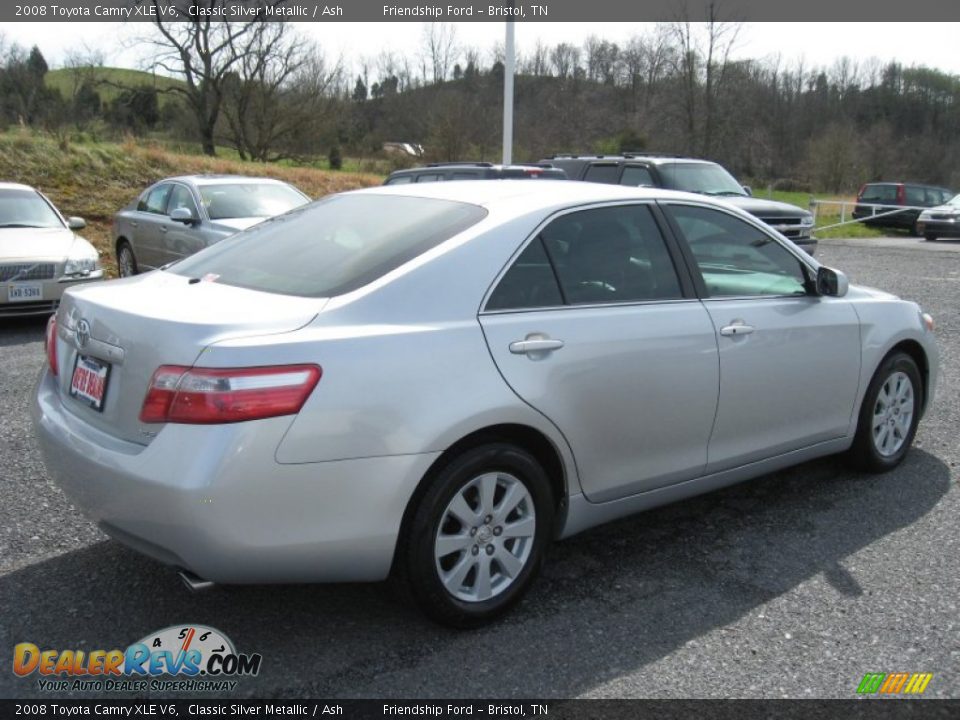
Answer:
112;175;310;276
33;181;938;626
0;182;102;318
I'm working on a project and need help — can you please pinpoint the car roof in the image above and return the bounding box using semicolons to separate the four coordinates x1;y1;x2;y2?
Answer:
352;178;723;210
0;182;39;192
163;175;293;187
547;154;716;166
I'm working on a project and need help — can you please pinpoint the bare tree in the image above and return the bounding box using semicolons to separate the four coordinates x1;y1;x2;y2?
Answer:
421;23;459;84
140;0;286;156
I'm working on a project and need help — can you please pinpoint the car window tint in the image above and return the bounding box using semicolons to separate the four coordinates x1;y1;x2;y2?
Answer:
385;176;413;185
620;166;654;187
141;184;172;214
168;185;198;218
668;205;808;298
199;183;307;220
860;185;897;203
170;195;487;298
486;238;563;311
583;164;622;184
415;174;443;183
541;205;683;305
905;186;925;205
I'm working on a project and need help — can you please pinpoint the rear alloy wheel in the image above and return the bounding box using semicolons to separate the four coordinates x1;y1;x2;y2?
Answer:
401;443;553;627
117;241;138;277
849;352;922;472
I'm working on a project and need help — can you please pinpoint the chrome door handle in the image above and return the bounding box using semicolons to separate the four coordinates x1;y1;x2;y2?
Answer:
160;226;168;233
509;338;565;355
130;221;138;228
719;320;755;337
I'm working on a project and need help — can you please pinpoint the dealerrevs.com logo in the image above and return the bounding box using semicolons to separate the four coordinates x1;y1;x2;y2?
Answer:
13;625;262;693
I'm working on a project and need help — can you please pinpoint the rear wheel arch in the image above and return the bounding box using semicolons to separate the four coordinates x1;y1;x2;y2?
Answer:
395;424;568;565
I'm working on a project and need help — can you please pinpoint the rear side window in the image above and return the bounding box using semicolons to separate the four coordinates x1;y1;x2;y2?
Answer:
416;174;443;183
904;186;926;205
486;239;563;311
385;176;414;185
860;185;897;203
620;166;654;187
583;164;622;184
170;195;487;297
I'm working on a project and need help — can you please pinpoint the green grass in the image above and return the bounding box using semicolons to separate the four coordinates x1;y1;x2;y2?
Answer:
45;67;185;107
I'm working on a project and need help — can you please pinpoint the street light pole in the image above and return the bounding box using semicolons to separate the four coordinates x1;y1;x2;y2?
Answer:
502;17;515;165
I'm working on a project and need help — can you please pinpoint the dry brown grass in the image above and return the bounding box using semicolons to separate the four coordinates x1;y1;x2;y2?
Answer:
0;131;383;276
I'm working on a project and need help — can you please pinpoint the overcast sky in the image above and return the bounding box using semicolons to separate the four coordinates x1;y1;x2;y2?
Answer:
5;22;960;76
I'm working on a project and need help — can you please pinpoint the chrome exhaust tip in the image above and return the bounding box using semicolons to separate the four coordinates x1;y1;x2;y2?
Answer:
178;569;216;592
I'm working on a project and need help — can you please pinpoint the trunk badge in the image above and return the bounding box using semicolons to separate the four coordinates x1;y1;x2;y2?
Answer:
75;319;90;349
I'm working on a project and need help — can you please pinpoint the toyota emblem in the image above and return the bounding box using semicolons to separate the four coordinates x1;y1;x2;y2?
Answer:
75;319;90;349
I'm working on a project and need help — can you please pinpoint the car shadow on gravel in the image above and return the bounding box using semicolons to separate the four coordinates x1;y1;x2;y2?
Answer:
0;316;47;347
0;449;950;699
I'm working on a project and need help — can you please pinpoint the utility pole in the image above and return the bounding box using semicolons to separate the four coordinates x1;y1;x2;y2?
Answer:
502;14;515;165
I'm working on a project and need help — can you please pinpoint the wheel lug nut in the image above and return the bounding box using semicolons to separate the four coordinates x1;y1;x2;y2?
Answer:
493;526;502;536
486;545;494;555
484;515;492;524
470;527;477;536
472;546;479;556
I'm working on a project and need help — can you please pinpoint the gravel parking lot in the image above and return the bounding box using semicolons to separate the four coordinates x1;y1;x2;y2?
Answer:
1;235;957;699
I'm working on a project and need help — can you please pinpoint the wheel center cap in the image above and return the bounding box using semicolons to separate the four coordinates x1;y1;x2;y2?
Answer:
477;526;493;544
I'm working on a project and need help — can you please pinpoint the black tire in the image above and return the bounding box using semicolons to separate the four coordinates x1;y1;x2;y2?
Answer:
910;221;921;237
924;234;937;242
849;352;922;473
116;240;139;277
399;443;554;628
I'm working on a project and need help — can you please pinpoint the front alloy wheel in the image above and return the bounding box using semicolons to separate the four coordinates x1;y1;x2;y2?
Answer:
850;352;922;472
401;443;554;627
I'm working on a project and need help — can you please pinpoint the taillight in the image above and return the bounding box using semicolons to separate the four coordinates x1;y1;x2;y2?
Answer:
45;315;58;376
139;364;321;424
897;185;906;204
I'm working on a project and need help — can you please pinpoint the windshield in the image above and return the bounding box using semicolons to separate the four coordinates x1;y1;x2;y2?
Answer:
948;194;960;207
658;163;747;197
170;194;488;297
199;183;309;220
0;189;64;229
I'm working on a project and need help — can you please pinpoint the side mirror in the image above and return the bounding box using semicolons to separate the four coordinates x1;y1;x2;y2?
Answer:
170;207;196;224
816;266;849;297
67;217;86;230
741;185;752;196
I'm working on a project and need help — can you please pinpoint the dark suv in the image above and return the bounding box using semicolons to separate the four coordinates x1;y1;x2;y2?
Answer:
852;182;954;235
541;154;817;255
384;162;567;185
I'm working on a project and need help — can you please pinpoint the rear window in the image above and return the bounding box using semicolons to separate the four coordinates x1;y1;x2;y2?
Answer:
860;184;898;203
169;194;487;297
199;183;308;220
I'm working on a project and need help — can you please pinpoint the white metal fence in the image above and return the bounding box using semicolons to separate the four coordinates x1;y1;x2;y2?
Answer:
808;199;927;232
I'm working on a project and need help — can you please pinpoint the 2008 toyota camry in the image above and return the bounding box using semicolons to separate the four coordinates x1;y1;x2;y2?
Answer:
32;181;938;626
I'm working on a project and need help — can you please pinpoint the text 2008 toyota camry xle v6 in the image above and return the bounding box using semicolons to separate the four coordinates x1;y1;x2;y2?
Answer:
32;181;938;626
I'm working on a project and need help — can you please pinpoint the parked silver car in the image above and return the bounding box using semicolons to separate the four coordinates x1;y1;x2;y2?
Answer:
34;181;938;626
113;175;310;276
0;182;102;318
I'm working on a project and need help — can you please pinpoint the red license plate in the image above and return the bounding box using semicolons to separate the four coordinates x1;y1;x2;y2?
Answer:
70;355;110;411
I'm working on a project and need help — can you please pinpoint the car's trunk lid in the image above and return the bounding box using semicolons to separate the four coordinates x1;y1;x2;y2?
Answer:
54;271;325;445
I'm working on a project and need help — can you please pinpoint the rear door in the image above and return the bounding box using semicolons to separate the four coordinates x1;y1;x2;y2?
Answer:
132;183;173;269
479;203;720;502
663;202;861;472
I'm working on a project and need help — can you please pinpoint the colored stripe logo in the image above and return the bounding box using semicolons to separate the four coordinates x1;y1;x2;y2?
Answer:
857;672;933;694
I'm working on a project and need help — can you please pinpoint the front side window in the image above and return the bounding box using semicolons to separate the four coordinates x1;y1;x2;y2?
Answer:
170;194;487;297
668;205;808;298
0;189;63;229
583;164;622;185
139;184;172;214
168;185;199;218
620;166;654;187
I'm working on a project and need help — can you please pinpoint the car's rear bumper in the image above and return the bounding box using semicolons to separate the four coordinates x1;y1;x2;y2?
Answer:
32;368;438;584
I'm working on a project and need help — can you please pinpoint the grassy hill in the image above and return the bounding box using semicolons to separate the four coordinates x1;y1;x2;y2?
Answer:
45;67;186;106
0;131;383;275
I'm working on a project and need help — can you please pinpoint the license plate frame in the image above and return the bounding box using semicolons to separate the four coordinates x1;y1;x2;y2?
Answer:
70;354;111;412
7;282;43;302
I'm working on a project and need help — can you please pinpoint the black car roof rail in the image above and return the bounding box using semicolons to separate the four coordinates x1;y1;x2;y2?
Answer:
426;162;495;168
